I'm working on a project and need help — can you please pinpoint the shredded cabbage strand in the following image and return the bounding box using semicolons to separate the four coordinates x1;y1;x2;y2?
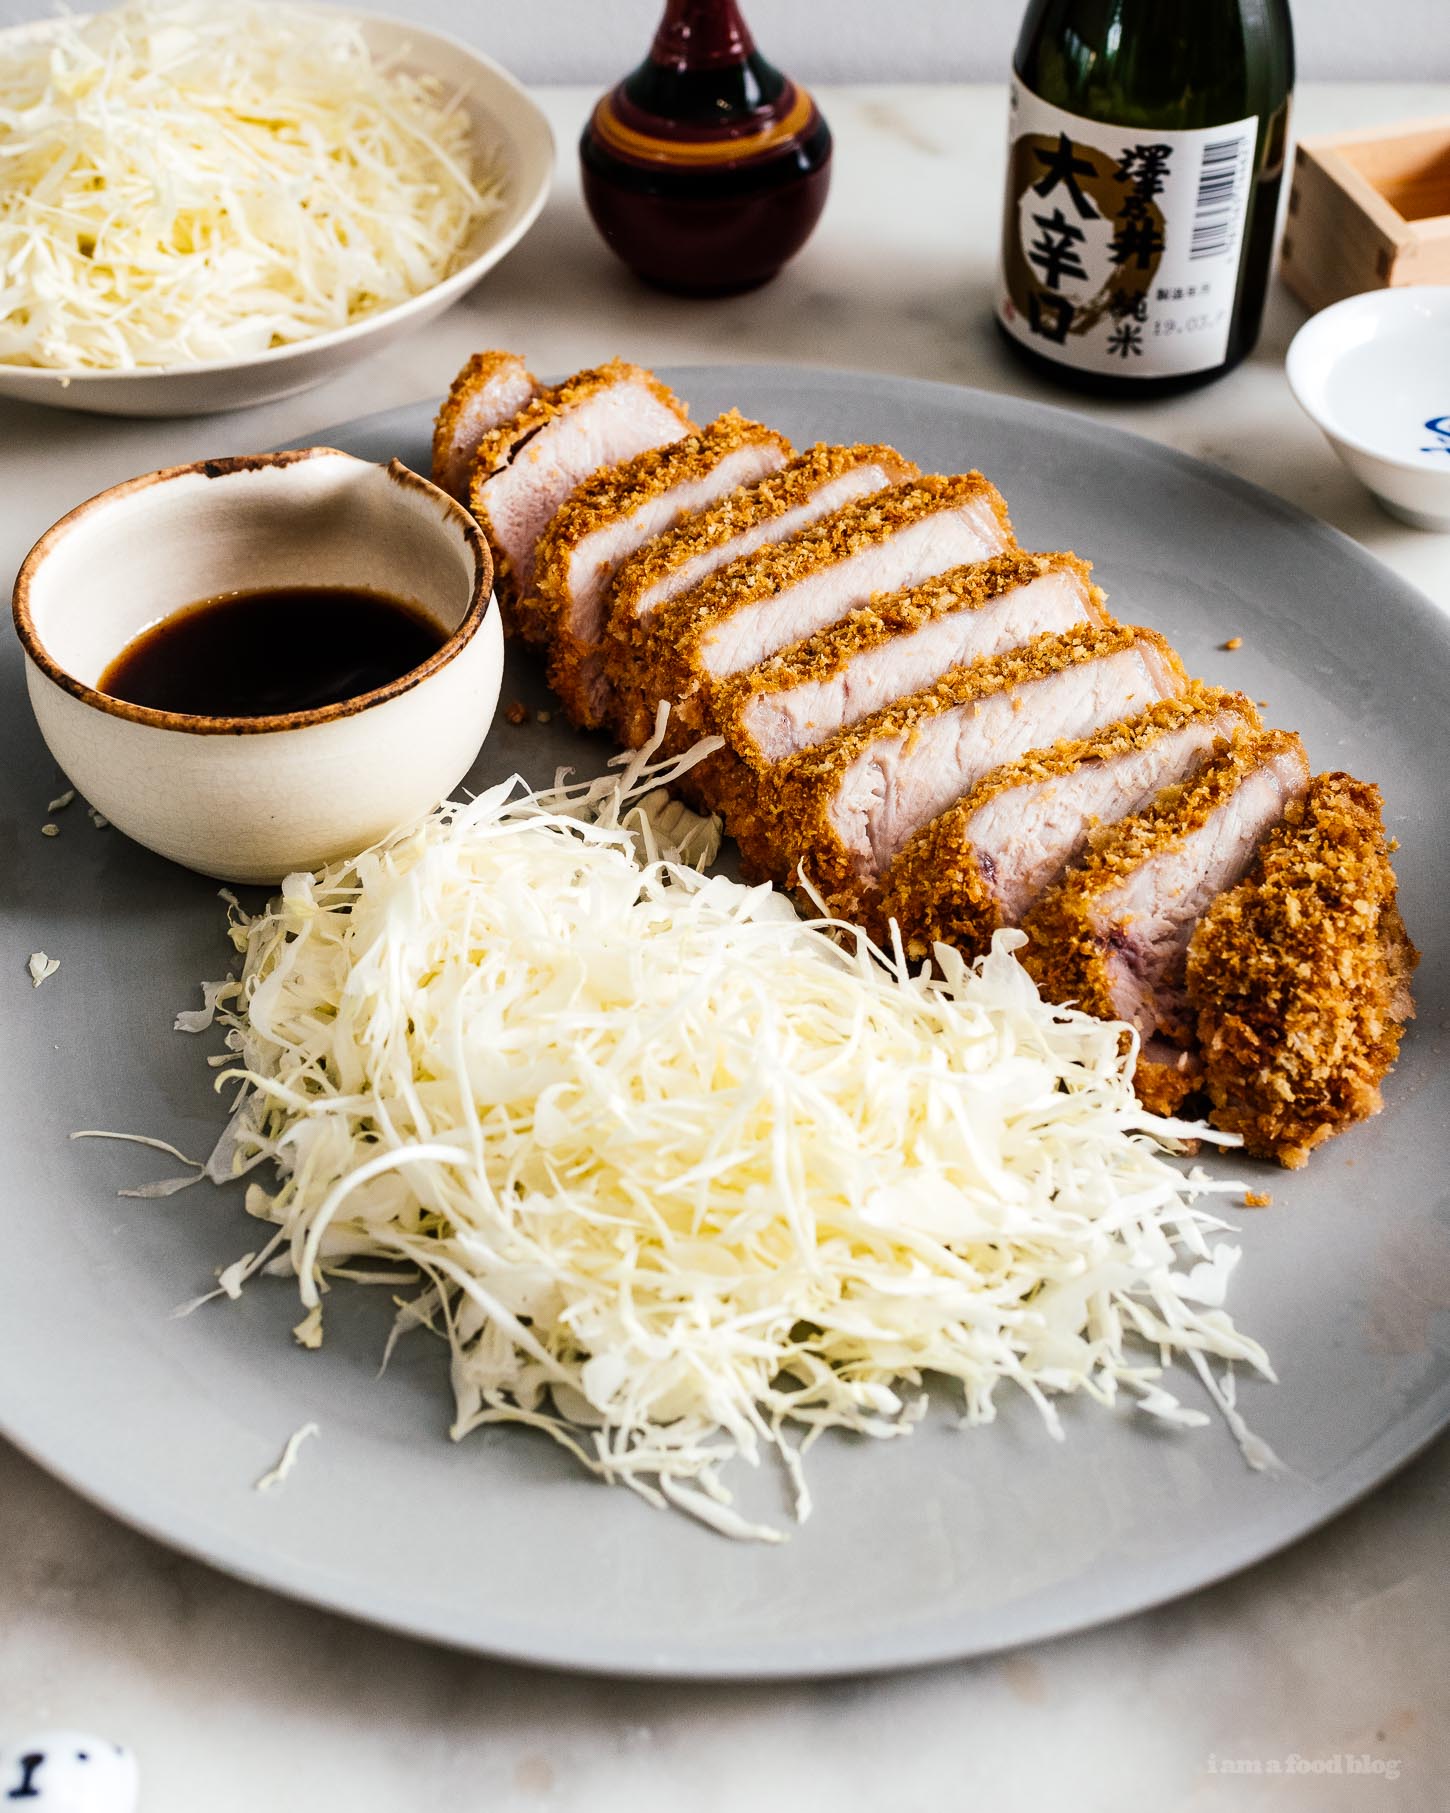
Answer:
197;736;1271;1540
0;0;502;370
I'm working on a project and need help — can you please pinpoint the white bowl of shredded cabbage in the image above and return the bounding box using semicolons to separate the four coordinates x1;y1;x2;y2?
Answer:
0;1;553;416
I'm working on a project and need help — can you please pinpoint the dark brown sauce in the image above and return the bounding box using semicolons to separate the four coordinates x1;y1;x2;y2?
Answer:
98;586;448;719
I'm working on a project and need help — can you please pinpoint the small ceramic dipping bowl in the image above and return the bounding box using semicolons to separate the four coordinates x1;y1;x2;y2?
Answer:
1286;287;1450;531
13;448;502;884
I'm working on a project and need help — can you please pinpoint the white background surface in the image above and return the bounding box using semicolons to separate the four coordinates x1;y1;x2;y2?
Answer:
3;69;1450;1813
0;0;1447;82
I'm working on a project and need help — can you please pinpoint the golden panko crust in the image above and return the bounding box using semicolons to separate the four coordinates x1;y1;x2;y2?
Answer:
875;682;1260;959
1019;728;1306;1041
611;472;1016;750
715;550;1107;767
1131;1047;1206;1120
430;349;536;501
743;624;1184;915
466;360;693;631
534;413;792;729
1186;772;1418;1168
606;442;919;637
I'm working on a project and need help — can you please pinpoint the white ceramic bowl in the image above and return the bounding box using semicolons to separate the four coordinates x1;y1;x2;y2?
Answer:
0;9;553;419
13;448;503;884
1286;287;1450;531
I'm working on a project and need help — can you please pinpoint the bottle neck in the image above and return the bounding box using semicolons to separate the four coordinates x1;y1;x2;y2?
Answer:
651;0;756;71
622;0;785;123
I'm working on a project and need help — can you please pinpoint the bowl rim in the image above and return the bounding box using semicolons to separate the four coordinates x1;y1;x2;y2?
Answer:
0;5;555;388
11;447;497;737
1285;285;1450;477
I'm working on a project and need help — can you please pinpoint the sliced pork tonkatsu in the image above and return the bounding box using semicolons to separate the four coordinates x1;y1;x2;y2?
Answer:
533;412;792;728
608;443;918;645
877;684;1259;958
1186;772;1418;1166
1022;729;1310;1116
432;346;1416;1166
719;551;1108;769
614;473;1015;748
431;350;539;503
735;624;1185;910
467;360;693;626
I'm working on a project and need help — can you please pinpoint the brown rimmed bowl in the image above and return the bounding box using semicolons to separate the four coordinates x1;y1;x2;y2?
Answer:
12;447;501;883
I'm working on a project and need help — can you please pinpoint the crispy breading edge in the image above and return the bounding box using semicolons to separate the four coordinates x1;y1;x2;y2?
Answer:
607;442;919;630
534;413;793;729
716;550;1105;766
875;683;1262;959
1019;727;1307;1033
1186;772;1419;1167
605;444;921;747
611;472;1016;748
430;350;537;501
465;360;693;630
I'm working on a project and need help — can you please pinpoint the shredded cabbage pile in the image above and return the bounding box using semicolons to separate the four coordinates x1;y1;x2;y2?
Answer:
192;736;1272;1540
0;0;503;370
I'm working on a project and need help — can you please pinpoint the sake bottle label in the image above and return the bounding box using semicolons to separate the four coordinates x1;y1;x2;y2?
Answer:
998;76;1258;378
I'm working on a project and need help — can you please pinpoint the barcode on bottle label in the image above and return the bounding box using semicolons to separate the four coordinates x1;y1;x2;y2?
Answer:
1190;137;1249;261
998;80;1258;379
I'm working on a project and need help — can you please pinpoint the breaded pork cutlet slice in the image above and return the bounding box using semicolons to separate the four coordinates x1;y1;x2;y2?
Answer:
1186;772;1418;1167
720;551;1108;769
876;684;1260;959
467;360;693;628
431;350;539;503
614;473;1014;748
608;442;918;638
731;624;1185;912
533;412;792;729
1022;729;1310;1117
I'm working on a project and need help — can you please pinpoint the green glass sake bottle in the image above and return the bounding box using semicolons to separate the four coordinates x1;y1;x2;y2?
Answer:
998;0;1294;397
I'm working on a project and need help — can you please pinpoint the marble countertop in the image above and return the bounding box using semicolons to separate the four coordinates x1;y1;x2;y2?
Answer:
4;83;1448;1813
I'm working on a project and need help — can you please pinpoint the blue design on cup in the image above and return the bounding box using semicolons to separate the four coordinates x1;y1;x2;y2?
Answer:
1420;415;1450;454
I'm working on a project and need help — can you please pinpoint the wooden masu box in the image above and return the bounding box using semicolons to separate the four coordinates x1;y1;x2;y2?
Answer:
1281;116;1450;313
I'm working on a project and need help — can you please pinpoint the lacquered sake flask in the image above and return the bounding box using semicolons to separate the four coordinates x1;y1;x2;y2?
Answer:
580;0;832;296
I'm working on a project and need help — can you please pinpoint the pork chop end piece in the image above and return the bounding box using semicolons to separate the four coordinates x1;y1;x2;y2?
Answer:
431;350;538;502
468;363;693;619
1187;771;1419;1168
877;686;1258;960
728;551;1107;767
1022;729;1310;1056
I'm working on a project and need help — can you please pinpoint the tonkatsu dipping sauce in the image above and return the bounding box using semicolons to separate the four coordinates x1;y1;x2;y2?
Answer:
98;586;447;718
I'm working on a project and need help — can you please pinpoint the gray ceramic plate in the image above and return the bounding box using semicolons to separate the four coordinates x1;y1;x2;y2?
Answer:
3;367;1448;1680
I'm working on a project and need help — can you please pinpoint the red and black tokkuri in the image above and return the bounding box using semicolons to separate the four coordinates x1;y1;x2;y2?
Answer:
580;0;833;296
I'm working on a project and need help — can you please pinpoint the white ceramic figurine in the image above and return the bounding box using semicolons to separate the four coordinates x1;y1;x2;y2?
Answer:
0;1734;138;1812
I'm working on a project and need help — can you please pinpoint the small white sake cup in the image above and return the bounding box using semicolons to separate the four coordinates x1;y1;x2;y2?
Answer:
1286;286;1450;532
13;447;502;884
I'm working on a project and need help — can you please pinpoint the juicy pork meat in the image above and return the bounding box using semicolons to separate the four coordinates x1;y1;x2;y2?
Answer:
467;361;693;626
532;412;792;728
876;684;1259;958
720;551;1108;767
614;473;1015;748
1022;729;1310;1117
608;442;918;632
431;350;539;503
732;624;1185;911
1186;772;1419;1166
